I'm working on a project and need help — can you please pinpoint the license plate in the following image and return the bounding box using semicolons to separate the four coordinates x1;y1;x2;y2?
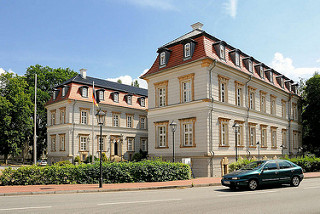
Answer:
224;181;230;184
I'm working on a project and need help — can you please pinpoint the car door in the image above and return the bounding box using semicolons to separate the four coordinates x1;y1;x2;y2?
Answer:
278;160;293;184
260;161;280;185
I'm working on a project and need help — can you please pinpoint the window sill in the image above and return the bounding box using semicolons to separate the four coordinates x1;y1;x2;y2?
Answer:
271;146;278;149
180;145;196;148
236;145;245;148
261;146;268;149
249;146;257;148
156;146;169;149
219;145;230;147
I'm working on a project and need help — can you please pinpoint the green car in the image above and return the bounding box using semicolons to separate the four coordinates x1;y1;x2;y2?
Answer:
221;160;304;190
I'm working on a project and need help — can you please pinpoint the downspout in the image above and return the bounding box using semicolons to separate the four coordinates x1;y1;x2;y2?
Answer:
208;59;216;177
72;99;77;163
288;92;293;157
245;74;253;158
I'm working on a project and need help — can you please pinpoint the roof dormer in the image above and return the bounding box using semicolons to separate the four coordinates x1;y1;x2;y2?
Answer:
181;38;197;60
276;75;285;88
285;80;293;91
243;57;254;73
52;88;60;101
254;63;265;79
125;93;133;105
265;69;274;84
213;41;227;61
291;83;298;94
229;49;241;67
61;85;69;97
157;47;172;68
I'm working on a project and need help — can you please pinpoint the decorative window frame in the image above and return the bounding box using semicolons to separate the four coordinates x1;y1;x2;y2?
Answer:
154;80;168;108
59;107;66;124
126;113;134;128
97;89;105;102
184;43;191;58
271;126;278;148
157;48;171;68
270;94;277;116
178;73;195;103
282;129;287;148
248;122;257;148
260;124;268;148
140;137;148;152
159;52;166;66
234;120;244;147
112;92;119;103
50;110;56;126
80;108;90;125
52;89;59;101
126;94;132;105
139;97;146;107
179;117;196;148
292;102;297;121
139;116;147;129
218;75;229;103
281;99;287;119
219;117;230;147
235;81;244;107
59;133;66;151
154;121;169;149
127;137;135;152
79;134;89;152
260;91;267;113
112;112;121;127
80;86;89;98
248;86;256;110
50;134;56;152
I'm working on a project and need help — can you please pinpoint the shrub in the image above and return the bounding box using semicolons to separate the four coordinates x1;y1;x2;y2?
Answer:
132;149;148;162
74;156;81;163
54;160;72;166
229;158;254;173
0;160;191;186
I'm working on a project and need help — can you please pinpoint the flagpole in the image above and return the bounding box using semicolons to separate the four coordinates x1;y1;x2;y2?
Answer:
92;81;95;164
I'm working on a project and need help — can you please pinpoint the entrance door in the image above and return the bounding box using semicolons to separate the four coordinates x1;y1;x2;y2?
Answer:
114;141;118;156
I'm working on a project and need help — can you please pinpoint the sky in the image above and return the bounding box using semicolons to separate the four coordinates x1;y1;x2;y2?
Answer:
1;0;320;89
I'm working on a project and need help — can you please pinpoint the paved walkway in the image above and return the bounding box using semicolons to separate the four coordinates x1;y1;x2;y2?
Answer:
0;172;319;196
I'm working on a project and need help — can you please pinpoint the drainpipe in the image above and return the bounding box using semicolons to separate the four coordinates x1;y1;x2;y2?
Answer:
208;59;216;177
72;99;77;163
245;75;253;153
288;93;293;157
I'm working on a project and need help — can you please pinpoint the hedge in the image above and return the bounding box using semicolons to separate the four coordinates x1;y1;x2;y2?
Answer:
228;156;320;173
0;160;191;186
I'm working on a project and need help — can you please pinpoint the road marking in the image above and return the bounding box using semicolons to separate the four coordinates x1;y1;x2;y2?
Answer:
98;199;182;206
218;190;277;197
0;206;52;211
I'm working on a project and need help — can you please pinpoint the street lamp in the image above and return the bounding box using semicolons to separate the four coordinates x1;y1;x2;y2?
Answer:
298;146;304;158
170;120;177;163
96;108;106;188
256;141;260;160
232;123;240;161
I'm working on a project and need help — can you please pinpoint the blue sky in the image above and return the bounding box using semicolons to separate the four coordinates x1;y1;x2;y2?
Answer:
1;0;320;88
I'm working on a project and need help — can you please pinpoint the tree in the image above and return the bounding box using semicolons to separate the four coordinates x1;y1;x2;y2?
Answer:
24;65;78;159
117;79;122;84
0;72;33;164
131;80;139;88
301;72;320;156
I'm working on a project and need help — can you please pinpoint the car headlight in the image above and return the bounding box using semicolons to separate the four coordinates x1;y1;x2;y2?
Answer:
232;177;239;180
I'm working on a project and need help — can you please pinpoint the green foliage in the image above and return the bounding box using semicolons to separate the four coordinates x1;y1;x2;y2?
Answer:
131;80;139;88
229;159;254;173
54;160;72;166
84;155;99;163
101;153;109;162
132;149;148;162
74;156;81;163
117;79;122;84
0;160;191;186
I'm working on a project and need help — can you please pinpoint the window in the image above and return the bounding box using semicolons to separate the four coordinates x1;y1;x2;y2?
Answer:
62;87;66;97
127;95;132;105
235;52;240;67
249;123;256;147
264;162;278;170
113;113;120;127
179;73;194;103
293;131;298;149
184;43;191;58
53;91;57;100
270;72;274;83
271;127;277;148
248;86;256;110
82;87;88;98
219;118;230;146
282;100;286;119
80;108;89;125
140;97;145;107
260;125;267;147
51;110;56;126
140;116;146;129
160;52;166;66
60;107;66;124
235;121;244;146
140;138;147;152
235;81;243;107
154;80;168;107
126;114;133;128
260;66;264;79
80;136;88;151
113;92;119;103
97;135;105;151
218;75;229;103
98;90;104;101
51;135;56;152
59;134;65;151
220;44;225;60
248;60;253;73
279;161;292;169
155;121;168;148
292;103;297;120
260;91;267;113
180;118;196;147
127;138;134;151
282;129;287;148
270;95;276;116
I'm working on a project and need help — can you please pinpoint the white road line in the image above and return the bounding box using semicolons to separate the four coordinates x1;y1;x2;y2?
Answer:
0;206;52;211
98;199;182;206
218;190;277;197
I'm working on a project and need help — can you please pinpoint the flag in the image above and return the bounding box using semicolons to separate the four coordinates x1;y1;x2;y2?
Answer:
92;84;99;108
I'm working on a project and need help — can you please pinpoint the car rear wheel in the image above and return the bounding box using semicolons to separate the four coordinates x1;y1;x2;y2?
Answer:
248;179;258;191
290;176;300;187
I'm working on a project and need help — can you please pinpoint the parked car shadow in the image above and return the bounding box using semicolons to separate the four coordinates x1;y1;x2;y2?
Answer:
215;184;292;192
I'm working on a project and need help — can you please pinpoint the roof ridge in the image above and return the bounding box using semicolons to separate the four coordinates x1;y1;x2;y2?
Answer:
160;29;204;48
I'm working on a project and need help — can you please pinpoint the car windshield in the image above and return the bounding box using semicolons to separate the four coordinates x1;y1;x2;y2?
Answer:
241;161;265;170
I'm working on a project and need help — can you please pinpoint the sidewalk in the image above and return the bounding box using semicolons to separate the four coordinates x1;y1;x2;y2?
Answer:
1;172;319;196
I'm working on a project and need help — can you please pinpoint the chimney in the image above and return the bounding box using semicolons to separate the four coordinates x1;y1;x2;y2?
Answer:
80;68;87;79
191;22;203;30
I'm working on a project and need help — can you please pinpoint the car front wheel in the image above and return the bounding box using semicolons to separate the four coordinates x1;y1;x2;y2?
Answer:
291;176;300;187
248;179;258;191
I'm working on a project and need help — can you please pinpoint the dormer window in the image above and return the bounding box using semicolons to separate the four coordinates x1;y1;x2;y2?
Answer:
157;47;172;68
126;95;132;105
184;43;191;58
160;52;166;66
265;69;274;83
220;44;225;60
140;97;145;107
213;41;226;61
229;49;241;67
98;90;104;101
62;87;66;97
260;66;264;79
113;92;119;103
79;86;88;98
235;52;240;67
248;60;253;73
270;72;274;83
243;57;254;73
52;89;59;100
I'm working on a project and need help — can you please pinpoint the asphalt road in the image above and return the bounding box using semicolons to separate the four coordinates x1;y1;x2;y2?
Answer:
0;178;319;214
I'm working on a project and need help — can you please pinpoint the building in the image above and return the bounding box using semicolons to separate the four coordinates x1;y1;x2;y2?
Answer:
141;22;301;177
45;69;148;164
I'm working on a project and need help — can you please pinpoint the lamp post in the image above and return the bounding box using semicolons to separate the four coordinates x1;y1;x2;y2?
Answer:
96;108;106;188
170;120;177;163
257;141;260;160
232;123;240;161
298;146;303;158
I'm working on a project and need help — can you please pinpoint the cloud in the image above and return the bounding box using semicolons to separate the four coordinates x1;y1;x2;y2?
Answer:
0;68;14;75
106;69;148;89
317;58;320;63
271;52;320;81
124;0;177;11
224;0;238;18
